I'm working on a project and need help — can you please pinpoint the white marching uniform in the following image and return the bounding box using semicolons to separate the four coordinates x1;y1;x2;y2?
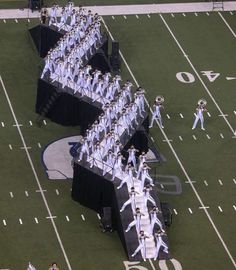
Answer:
154;232;169;260
149;103;164;128
131;233;148;261
192;106;205;130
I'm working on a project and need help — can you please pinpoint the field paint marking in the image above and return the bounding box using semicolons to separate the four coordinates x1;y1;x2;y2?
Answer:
233;205;236;211
226;77;236;80
218;206;223;212
218;114;228;117
206;134;211;140
3;19;6;23
29;120;33;126
234;111;236;115
163;139;173;142
15;19;18;23
179;113;184;118
185;180;196;184
9;192;14;198
160;183;164;189
112;16;115;20
192;135;197;140
195;12;198;16
147;14;150;18
151;136;155;142
182;13;186;17
123;15;127;19
218;179;223;186
207;112;211;117
43;120;47;125
179;135;183;141
38;142;41;148
171;13;175;17
233;179;236;185
206;12;209;16
81;214;85;221
0;76;72;270
160;14;235;135
25;190;29;197
97;213;101;220
19;218;23;225
199;206;209;209
102;17;236;269
220;133;224;139
136;15;139;19
148;259;156;270
66;216;70;221
28;18;30;22
173;209;178;215
3;219;6;226
1;122;4;127
218;12;236;38
188;208;193;214
204;180;208;186
55;189;60;195
36;189;47;192
230;11;233;15
20;146;31;150
166;113;170;119
46;216;57;219
34;217;39;224
13;124;23;127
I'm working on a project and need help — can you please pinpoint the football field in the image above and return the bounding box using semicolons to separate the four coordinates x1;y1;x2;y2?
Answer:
0;6;236;270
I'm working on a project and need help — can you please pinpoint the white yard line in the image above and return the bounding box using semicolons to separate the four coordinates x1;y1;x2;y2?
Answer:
218;12;236;38
160;14;235;136
102;17;236;269
0;75;72;270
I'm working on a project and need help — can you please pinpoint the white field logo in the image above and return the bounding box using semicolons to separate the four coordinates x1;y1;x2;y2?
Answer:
42;135;82;179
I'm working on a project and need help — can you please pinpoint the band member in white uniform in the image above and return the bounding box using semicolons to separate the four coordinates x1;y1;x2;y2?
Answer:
131;230;149;261
192;99;207;130
149;206;163;233
149;98;164;129
127;145;139;170
143;185;156;208
154;230;169;260
120;187;139;213
140;163;154;189
125;208;144;233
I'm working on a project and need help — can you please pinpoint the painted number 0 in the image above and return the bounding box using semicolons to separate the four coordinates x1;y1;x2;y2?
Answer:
176;72;195;83
123;258;182;270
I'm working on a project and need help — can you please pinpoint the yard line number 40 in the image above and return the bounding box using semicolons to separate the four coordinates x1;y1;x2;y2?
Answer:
124;258;182;270
176;71;220;83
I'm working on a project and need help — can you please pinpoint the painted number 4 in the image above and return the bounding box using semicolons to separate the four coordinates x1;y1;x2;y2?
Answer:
124;259;182;270
176;70;220;83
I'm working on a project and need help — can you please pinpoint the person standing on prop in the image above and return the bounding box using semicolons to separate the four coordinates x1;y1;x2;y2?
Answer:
125;207;145;233
192;98;207;130
131;230;149;261
149;95;164;129
154;230;169;261
127;145;139;170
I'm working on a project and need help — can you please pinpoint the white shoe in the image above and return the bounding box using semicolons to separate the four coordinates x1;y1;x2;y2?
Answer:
161;125;164;129
201;127;205;130
125;229;129;233
192;127;195;130
149;125;152;128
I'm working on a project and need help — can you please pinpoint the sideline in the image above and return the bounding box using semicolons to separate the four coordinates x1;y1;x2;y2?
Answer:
1;1;236;19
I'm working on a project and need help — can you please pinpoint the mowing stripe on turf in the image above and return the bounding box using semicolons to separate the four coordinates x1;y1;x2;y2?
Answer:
102;17;236;269
0;75;73;270
160;14;235;136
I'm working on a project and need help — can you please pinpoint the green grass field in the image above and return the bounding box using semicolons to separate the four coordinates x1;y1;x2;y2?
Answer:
0;6;236;270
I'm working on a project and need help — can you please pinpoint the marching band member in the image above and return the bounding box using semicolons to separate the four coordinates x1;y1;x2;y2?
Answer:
125;207;145;233
192;99;207;130
131;231;149;261
149;96;164;129
154;230;169;260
